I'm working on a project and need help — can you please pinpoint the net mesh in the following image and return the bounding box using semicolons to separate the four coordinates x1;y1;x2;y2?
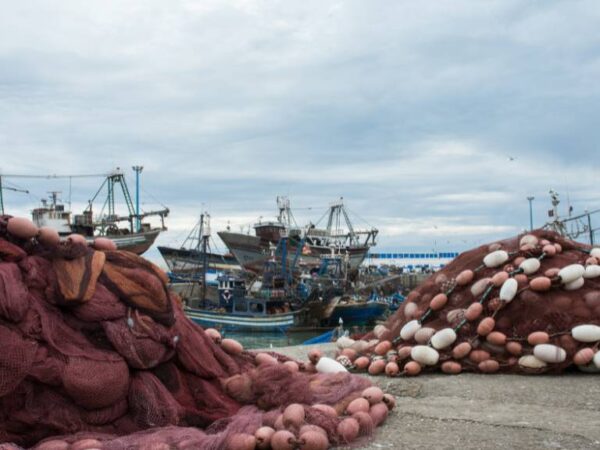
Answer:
0;216;387;449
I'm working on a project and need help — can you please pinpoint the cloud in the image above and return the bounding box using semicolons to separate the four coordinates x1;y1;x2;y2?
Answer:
1;0;599;267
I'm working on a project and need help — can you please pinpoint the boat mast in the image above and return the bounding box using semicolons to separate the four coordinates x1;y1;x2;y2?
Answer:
200;212;210;302
132;166;143;232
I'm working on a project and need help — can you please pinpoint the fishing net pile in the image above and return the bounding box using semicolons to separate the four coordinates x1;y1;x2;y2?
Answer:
330;230;600;376
0;216;394;450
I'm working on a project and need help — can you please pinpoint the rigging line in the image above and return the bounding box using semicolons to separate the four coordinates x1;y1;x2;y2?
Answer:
0;173;109;179
345;207;376;229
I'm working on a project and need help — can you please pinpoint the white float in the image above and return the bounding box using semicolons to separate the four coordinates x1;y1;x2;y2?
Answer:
411;346;440;366
400;320;422;340
583;265;600;279
519;258;541;275
590;248;600;259
571;324;600;342
483;250;509;268
499;278;518;302
558;264;585;284
316;357;348;374
519;235;539;247
564;277;584;291
430;328;457;350
533;344;567;363
518;355;547;369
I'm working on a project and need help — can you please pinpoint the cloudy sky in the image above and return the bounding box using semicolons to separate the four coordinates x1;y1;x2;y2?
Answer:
1;0;599;264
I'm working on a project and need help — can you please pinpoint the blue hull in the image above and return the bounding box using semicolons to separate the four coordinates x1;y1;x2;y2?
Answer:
326;302;388;326
184;307;298;332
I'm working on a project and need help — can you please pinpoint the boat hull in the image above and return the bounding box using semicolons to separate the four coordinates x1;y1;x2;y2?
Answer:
218;231;369;273
158;246;240;273
184;307;299;332
102;229;161;255
325;301;389;326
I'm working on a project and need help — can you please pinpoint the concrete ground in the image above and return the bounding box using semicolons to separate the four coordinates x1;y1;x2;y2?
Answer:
275;344;600;450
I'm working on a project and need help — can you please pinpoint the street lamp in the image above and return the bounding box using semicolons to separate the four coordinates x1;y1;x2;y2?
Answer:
527;196;535;231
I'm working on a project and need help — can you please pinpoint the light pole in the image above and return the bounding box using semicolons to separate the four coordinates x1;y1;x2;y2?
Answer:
527;196;535;231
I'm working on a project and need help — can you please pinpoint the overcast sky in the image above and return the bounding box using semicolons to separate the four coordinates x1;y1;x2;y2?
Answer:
1;0;599;265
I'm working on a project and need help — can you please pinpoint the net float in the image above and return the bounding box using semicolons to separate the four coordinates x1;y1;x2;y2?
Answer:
93;237;117;251
590;248;600;259
514;274;528;286
337;418;360;443
533;344;567;363
255;427;276;450
350;340;370;354
311;404;337;418
221;338;243;355
452;342;472;359
571;324;600;342
564;277;584;291
400;320;421;340
573;348;595;366
499;278;518;302
491;271;509;287
483;250;509;268
385;361;400;376
316;356;348;374
386;350;398;362
411;345;439;366
519;234;538;247
71;439;103;450
346;397;370;415
469;350;491;363
403;302;418;319
477;317;495;336
367;359;386;375
558;264;585;284
353;356;370;370
369;402;389;426
204;328;222;343
520;244;535;252
227;434;256;450
471;278;492;297
283;403;305;429
362;386;384;405
513;256;525;267
67;233;88;246
352;411;374;436
441;361;462;374
335;336;355;349
594;351;600;368
33;440;70;450
430;293;448;310
554;243;562;253
505;341;522;356
456;269;474;286
382;393;396;410
478;359;500;373
308;349;322;364
373;324;389;339
518;355;547;370
486;331;506;346
6;217;39;240
529;276;551;292
584;265;600;279
298;430;328;450
519;258;541;275
271;430;297;450
465;303;483;321
374;340;392;355
414;327;436;344
489;243;502;251
544;267;560;278
542;244;557;256
447;308;465;324
340;348;357;361
430;328;457;350
397;346;412;360
585;257;598;266
527;331;550;345
283;361;299;372
37;226;61;247
404;361;422;376
256;353;278;365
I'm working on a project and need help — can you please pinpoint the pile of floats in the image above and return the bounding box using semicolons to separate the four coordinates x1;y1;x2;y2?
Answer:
320;231;600;377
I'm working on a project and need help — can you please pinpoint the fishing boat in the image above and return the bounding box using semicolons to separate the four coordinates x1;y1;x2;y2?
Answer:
158;212;240;275
184;265;302;332
2;167;168;255
217;196;378;274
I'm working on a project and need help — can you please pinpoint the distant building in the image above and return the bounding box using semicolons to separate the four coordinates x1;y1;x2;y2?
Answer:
364;251;459;272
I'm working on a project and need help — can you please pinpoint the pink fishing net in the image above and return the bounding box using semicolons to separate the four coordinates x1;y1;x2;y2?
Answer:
339;230;600;376
0;216;391;450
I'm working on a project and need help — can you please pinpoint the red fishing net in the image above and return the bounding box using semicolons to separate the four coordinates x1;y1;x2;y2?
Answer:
335;230;600;376
0;216;392;450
